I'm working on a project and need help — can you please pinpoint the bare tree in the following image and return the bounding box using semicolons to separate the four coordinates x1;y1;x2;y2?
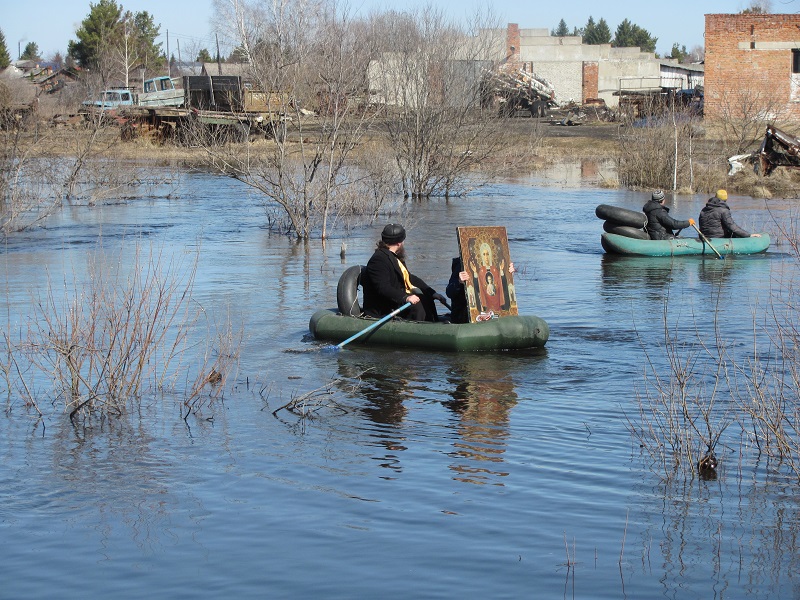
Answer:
616;94;708;192
0;79;65;234
741;0;772;14
715;83;788;156
204;0;384;240
0;62;171;238
688;44;704;63
1;241;239;422
368;7;513;198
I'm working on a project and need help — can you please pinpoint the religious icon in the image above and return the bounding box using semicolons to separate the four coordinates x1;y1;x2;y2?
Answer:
456;226;518;323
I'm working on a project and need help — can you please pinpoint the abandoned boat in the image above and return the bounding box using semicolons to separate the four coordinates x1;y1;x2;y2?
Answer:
308;266;549;351
601;232;771;257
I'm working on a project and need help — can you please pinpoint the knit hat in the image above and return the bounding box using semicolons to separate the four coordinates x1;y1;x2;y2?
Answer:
716;189;728;201
652;190;665;201
381;223;406;245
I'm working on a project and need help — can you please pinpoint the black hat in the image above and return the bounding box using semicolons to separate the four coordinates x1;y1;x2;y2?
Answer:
381;223;406;245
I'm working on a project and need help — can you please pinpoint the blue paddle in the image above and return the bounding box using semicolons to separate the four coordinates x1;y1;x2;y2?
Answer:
324;301;412;352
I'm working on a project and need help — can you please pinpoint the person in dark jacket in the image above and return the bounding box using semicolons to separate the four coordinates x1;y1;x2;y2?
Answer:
642;190;694;240
361;224;445;322
446;257;470;324
698;189;762;239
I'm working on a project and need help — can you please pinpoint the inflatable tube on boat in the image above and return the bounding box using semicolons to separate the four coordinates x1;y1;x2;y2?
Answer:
337;265;365;317
602;221;651;240
595;204;647;229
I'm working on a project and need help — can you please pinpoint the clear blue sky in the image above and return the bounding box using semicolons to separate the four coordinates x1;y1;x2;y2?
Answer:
3;0;770;61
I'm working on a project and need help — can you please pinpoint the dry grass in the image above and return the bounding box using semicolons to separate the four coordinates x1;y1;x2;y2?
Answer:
13;115;800;198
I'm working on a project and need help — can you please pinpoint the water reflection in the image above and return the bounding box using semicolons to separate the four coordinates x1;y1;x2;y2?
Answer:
335;355;412;474
600;252;777;296
633;460;800;598
600;253;693;291
443;355;519;485
43;413;205;553
333;351;533;485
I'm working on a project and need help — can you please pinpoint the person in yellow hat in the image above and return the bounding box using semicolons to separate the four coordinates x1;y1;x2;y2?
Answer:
698;190;762;238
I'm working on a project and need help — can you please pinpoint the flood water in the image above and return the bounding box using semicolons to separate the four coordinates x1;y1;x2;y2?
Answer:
1;162;798;598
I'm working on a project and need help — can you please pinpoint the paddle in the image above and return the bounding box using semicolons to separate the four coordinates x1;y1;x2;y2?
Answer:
690;222;724;260
324;301;412;352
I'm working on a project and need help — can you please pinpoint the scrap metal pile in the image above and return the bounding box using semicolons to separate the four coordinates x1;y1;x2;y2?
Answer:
729;124;800;176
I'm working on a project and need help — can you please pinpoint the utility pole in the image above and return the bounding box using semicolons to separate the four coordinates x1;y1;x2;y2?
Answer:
216;34;222;75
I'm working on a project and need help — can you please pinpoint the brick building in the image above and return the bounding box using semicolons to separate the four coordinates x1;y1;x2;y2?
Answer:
704;13;800;120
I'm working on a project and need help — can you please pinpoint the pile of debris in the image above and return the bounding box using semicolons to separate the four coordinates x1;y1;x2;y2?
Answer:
728;125;800;176
481;67;557;118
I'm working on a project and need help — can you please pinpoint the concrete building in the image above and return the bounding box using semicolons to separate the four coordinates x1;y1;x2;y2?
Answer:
503;24;669;108
367;23;697;110
704;13;800;120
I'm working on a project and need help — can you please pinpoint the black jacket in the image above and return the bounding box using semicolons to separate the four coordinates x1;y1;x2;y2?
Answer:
642;199;691;240
362;247;435;318
445;257;469;324
698;197;750;238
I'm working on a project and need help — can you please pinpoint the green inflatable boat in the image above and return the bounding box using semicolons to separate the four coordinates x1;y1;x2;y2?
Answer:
309;309;549;352
308;265;549;351
601;232;771;257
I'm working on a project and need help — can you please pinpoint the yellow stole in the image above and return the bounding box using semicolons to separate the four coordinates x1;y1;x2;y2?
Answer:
396;258;413;293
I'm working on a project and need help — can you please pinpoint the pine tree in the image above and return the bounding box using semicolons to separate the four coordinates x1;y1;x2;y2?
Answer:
0;29;11;69
68;0;124;68
595;19;612;45
612;19;657;53
583;16;612;45
583;17;597;44
552;19;570;37
107;9;165;84
127;11;164;73
196;48;212;63
669;43;688;62
229;45;248;63
20;42;40;61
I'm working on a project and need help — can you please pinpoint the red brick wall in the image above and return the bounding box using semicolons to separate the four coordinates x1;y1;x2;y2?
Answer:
582;62;599;103
501;23;521;72
705;14;800;120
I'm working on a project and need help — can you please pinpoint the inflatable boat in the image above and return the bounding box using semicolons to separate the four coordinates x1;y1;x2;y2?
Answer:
600;232;771;257
308;266;549;351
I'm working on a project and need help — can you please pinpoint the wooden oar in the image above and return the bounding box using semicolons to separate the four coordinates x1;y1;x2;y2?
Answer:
324;301;412;352
691;222;724;260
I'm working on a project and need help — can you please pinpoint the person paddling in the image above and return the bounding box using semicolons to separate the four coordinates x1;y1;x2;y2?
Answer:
698;189;762;238
642;190;694;240
361;224;445;322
